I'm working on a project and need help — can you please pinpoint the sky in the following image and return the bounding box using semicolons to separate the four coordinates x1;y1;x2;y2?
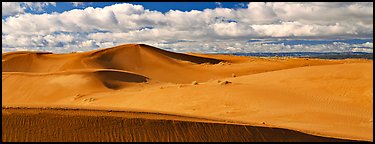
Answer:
2;2;373;53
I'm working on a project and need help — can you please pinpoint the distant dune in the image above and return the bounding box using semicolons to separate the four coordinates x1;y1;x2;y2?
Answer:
2;44;373;142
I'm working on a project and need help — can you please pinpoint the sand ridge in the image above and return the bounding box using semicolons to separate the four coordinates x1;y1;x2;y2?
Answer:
2;44;373;142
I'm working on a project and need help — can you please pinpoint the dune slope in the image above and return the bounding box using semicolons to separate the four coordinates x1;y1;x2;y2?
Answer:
2;108;360;142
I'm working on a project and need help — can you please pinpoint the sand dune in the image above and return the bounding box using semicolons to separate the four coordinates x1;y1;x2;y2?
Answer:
2;44;222;83
2;108;360;142
2;44;351;83
2;44;373;142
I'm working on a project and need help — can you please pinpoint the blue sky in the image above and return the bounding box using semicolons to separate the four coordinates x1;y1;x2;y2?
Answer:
7;2;246;16
2;2;373;53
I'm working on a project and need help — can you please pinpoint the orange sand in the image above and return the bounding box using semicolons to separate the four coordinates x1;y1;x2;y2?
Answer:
2;44;373;142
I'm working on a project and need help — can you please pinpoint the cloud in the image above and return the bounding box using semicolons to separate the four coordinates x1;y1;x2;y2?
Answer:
23;2;56;12
235;3;246;8
71;2;84;7
271;2;373;26
215;2;222;8
2;2;25;16
2;2;56;16
211;22;256;37
2;2;373;53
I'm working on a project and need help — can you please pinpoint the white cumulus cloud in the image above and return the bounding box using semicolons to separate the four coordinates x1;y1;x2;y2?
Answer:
2;2;373;53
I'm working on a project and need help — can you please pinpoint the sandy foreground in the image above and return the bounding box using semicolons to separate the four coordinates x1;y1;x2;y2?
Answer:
2;44;373;142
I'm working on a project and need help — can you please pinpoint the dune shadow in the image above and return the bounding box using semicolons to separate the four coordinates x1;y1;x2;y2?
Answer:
93;70;149;90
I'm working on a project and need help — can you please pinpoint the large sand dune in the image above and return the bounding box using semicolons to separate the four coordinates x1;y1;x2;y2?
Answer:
2;44;373;142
